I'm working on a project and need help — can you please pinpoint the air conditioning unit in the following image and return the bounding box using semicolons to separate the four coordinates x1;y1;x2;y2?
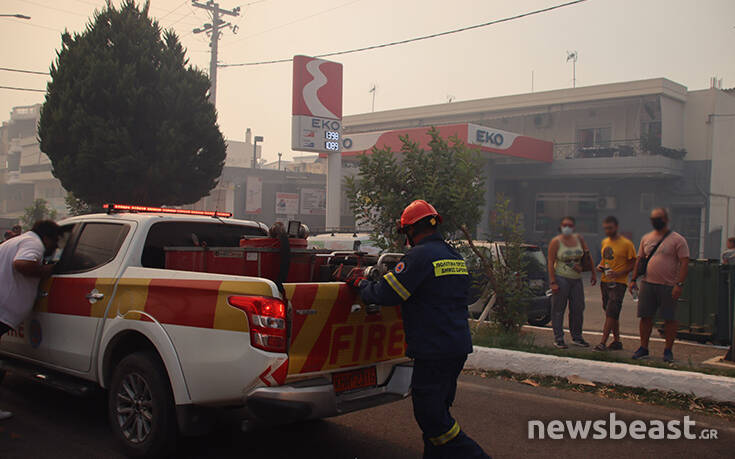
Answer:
598;197;617;210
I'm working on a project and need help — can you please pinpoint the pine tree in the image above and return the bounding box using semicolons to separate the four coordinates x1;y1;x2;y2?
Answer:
39;1;226;206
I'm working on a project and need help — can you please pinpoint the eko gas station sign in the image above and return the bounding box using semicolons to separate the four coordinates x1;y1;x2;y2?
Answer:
291;55;344;228
291;55;343;154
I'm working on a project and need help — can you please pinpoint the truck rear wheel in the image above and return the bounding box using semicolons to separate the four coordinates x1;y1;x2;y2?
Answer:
108;351;177;458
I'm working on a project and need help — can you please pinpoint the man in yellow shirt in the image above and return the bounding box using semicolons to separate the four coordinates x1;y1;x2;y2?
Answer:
594;216;636;351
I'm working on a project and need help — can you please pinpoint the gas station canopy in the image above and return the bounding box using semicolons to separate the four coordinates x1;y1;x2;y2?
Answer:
338;123;553;163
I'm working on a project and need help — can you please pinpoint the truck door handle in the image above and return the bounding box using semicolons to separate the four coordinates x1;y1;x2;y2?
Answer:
86;289;104;303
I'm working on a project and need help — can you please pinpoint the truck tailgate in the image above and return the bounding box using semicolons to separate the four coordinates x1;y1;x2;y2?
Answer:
284;283;406;377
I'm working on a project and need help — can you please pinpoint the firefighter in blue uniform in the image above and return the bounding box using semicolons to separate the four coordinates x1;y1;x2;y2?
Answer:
344;200;490;459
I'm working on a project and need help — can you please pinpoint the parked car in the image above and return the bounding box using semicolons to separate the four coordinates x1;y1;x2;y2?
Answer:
464;241;551;326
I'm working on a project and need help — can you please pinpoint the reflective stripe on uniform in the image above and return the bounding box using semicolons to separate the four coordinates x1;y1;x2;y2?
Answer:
429;420;461;446
432;259;468;277
383;272;410;300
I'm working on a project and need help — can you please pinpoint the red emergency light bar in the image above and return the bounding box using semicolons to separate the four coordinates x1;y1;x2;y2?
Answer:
103;203;232;218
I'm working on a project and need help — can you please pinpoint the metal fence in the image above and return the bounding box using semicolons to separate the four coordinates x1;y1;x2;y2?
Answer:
553;139;648;160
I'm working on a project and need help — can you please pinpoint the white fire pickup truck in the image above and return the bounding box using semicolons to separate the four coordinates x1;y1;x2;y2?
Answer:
0;205;411;457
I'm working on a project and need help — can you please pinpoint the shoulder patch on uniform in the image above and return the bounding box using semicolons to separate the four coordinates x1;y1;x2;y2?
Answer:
395;261;406;274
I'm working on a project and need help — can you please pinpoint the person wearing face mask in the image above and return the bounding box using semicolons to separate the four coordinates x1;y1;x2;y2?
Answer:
0;219;60;420
547;216;596;349
343;200;489;459
630;208;689;362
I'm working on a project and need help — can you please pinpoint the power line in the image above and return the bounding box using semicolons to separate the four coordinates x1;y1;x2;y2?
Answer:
47;0;202;28
21;0;92;19
5;19;62;33
0;67;49;76
220;0;588;68
0;85;46;93
158;0;189;21
220;0;363;50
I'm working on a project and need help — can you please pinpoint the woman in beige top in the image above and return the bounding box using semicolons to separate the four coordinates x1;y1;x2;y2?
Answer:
547;216;596;348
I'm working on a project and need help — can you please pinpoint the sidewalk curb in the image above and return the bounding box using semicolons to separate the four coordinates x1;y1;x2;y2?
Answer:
465;346;735;403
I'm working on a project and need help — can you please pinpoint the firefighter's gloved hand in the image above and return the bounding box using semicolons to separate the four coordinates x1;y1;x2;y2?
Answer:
345;267;367;289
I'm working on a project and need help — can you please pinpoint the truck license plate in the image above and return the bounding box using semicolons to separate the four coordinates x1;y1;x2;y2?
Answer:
332;367;377;393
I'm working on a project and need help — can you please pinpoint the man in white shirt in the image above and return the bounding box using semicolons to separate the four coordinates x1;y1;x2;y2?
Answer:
0;220;60;420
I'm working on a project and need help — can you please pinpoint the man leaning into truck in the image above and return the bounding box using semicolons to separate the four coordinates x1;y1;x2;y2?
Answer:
344;200;490;459
0;220;60;420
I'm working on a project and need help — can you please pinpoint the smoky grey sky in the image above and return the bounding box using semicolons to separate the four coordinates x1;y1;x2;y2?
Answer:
1;0;733;163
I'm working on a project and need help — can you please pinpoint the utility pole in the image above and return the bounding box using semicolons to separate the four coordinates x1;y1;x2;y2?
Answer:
192;1;240;106
369;84;376;112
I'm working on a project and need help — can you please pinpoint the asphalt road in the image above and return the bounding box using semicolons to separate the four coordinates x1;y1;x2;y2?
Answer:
1;371;733;459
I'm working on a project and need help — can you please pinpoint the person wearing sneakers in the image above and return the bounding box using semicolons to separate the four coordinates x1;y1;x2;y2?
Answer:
547;216;596;349
630;208;689;363
594;216;636;352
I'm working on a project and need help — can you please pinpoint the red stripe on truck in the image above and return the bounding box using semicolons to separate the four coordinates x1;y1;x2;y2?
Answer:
299;284;353;373
288;284;319;343
144;279;222;328
46;278;97;316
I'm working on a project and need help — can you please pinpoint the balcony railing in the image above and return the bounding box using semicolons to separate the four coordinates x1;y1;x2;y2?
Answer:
553;139;686;161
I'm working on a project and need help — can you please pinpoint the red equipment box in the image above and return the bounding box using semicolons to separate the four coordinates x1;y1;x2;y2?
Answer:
164;238;326;283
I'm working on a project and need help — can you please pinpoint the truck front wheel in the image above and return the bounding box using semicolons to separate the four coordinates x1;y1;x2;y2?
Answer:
108;351;177;458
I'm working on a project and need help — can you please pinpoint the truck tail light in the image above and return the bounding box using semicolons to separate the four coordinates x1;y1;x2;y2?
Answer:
228;296;287;353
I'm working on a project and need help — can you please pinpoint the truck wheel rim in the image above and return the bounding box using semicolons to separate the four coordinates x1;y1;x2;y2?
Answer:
116;372;153;444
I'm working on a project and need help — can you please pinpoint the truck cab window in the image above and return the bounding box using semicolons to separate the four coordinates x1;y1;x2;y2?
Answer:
56;223;130;273
48;224;76;264
142;221;267;268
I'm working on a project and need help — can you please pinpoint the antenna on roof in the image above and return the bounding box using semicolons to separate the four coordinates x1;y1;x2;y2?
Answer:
566;51;578;88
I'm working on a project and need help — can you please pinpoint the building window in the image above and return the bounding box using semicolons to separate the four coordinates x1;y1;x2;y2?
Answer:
576;126;611;147
535;193;599;234
640;193;655;213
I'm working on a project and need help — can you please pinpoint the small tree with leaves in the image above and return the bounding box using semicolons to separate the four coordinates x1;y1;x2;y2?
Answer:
461;194;531;333
22;199;58;230
65;192;101;216
345;127;485;250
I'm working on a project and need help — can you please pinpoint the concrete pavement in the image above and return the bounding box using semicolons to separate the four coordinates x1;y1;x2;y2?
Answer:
1;371;733;458
525;272;730;369
580;273;639;336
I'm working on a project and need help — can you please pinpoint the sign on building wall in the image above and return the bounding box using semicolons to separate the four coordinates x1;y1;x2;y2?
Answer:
300;188;326;215
245;177;262;214
275;192;299;215
291;55;343;154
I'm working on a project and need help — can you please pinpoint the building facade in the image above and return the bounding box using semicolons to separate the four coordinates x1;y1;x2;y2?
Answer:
0;104;67;229
342;78;735;259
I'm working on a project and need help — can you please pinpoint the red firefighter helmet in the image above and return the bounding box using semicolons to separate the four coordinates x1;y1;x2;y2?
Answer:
399;200;442;232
